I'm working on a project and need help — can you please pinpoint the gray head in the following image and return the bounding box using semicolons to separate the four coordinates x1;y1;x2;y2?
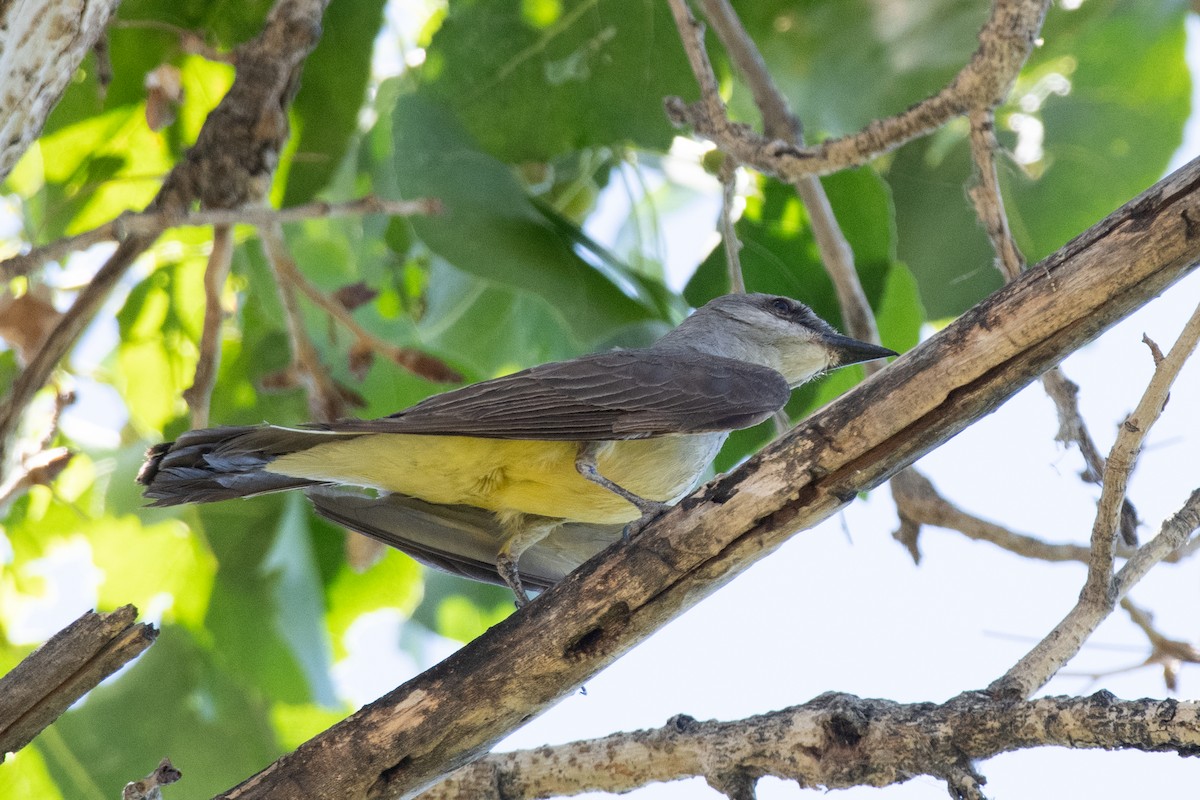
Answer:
655;293;897;386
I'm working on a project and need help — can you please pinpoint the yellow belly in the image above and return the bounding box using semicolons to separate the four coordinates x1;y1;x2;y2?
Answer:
266;432;727;524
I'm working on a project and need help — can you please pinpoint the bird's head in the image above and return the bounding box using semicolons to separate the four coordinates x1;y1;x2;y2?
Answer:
658;293;897;386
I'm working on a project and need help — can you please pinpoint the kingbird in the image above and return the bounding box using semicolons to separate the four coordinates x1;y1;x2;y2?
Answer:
139;293;896;603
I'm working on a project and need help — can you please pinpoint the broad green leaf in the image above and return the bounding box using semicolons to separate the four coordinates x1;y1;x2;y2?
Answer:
197;499;318;705
1004;0;1189;257
279;0;386;205
420;0;694;161
434;594;511;643
733;0;987;136
271;701;349;751
889;1;1189;318
262;494;338;706
21;107;171;238
324;543;423;660
687;168;895;330
91;515;216;630
115;260;207;436
392;89;663;346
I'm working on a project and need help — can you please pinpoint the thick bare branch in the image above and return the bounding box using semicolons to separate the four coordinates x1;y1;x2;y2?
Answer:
420;692;1200;800
213;155;1200;800
0;606;156;759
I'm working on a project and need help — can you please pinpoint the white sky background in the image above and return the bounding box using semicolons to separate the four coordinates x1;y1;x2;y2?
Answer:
2;3;1199;799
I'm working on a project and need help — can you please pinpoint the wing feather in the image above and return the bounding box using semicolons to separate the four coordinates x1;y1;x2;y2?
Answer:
316;350;789;440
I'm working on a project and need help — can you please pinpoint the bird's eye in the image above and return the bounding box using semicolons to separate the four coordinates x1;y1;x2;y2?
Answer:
770;297;793;316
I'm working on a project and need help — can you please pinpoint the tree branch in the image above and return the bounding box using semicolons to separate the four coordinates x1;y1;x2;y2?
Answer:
0;605;157;760
213;154;1200;800
182;225;235;428
990;298;1200;700
420;692;1200;800
666;0;1051;180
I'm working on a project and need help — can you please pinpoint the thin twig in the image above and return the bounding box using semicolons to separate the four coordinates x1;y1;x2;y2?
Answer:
259;222;348;423
990;298;1200;699
260;227;461;385
717;157;746;294
182;224;234;428
1041;367;1140;545
1120;597;1200;691
665;0;1051;180
1;195;439;282
891;468;1095;564
1114;490;1200;597
967;110;1024;280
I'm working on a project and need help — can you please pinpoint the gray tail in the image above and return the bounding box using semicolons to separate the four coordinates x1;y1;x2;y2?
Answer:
137;424;355;507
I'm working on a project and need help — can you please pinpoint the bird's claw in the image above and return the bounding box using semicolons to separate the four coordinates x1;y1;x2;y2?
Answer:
622;501;671;541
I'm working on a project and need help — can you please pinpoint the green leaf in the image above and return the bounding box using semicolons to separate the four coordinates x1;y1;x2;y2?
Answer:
392;89;664;346
261;494;338;706
18;106;171;238
888;1;1189;318
115;261;206;436
687;168;895;330
1004;0;1190;257
324;545;423;660
196;499;318;705
733;0;988;136
279;0;386;205
420;0;694;161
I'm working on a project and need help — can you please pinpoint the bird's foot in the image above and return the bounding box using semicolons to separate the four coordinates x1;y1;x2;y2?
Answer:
622;501;671;542
496;553;531;608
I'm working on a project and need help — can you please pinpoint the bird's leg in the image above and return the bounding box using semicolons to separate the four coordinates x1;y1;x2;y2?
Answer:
496;514;559;607
575;442;670;540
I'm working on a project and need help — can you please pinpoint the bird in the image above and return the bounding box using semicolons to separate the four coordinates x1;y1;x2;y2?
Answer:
138;293;897;604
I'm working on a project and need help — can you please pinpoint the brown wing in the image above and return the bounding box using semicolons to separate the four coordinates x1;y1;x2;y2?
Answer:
316;350;790;440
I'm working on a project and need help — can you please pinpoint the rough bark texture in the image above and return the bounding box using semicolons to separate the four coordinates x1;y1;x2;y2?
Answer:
0;0;121;182
215;157;1200;800
420;692;1200;799
0;605;156;760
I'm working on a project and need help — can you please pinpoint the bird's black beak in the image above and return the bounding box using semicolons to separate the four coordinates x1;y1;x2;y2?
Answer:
822;333;899;368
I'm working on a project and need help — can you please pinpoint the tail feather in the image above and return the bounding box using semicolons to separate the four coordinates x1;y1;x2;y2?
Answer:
138;424;357;506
